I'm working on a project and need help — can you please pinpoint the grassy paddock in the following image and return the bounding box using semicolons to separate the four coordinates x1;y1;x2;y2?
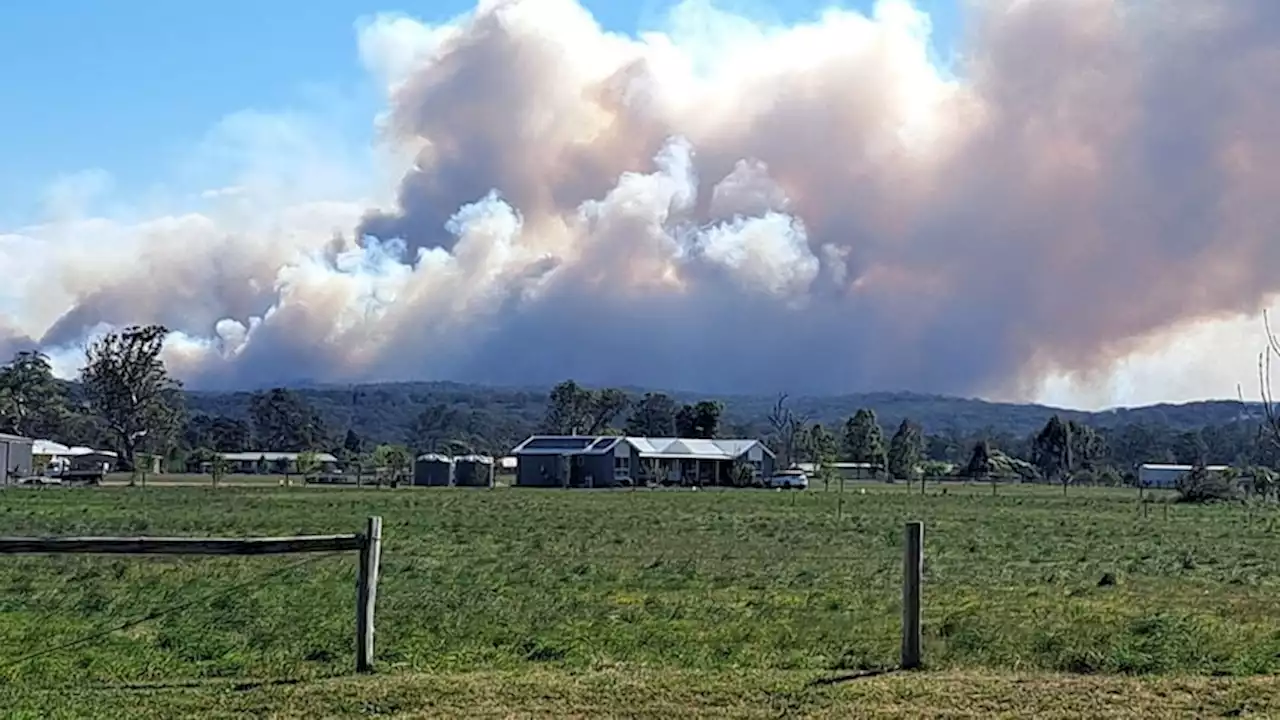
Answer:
4;670;1278;718
1;483;1279;714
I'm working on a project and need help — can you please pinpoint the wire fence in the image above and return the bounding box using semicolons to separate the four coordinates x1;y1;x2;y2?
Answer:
5;485;1280;686
0;552;342;671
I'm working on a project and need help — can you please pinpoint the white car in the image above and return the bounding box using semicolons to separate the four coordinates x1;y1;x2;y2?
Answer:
769;470;809;489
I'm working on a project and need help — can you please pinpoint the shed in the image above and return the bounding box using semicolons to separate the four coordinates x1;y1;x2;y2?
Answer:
0;433;35;485
1138;463;1230;489
413;453;454;486
454;454;495;487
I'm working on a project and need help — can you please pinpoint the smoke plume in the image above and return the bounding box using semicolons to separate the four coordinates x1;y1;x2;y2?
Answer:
5;0;1280;404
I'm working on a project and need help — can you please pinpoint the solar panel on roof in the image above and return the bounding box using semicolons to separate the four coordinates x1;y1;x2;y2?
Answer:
522;437;594;450
588;437;615;450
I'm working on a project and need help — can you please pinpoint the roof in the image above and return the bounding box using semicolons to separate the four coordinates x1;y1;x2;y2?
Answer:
33;439;70;455
795;461;876;472
33;440;116;457
0;433;33;444
510;436;625;455
511;435;770;460
455;454;494;464
626;437;766;460
220;451;339;463
416;453;453;463
1140;464;1230;471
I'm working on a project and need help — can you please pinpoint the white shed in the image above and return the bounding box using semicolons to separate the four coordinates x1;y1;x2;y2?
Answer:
1138;463;1230;489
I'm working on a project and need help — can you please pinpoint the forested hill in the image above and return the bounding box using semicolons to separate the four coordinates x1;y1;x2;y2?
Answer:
183;380;1257;449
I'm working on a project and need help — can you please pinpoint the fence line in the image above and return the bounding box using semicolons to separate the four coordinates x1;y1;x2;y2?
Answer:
0;516;383;673
2;518;926;672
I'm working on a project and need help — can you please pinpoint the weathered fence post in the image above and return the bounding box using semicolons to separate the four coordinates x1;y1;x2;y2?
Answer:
356;516;383;673
902;521;924;670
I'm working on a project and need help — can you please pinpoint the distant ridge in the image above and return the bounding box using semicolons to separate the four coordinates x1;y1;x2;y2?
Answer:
181;380;1257;441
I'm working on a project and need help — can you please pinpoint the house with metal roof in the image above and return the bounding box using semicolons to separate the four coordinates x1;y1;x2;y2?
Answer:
218;451;339;474
510;435;775;488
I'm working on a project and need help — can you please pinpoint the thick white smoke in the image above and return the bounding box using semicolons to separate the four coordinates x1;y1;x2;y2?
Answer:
3;0;1280;408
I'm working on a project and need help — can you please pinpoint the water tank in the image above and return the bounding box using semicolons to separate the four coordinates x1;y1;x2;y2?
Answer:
454;454;495;487
413;453;454;486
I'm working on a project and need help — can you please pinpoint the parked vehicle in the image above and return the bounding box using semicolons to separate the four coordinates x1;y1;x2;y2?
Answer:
768;470;809;489
17;475;63;486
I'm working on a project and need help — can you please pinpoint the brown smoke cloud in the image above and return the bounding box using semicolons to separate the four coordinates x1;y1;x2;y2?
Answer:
7;0;1280;401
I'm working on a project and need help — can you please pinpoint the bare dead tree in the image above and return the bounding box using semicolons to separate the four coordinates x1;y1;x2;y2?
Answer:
1261;311;1280;448
767;393;811;470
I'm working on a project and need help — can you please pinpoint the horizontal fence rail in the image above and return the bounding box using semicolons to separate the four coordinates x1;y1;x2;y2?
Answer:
0;517;383;673
0;534;365;555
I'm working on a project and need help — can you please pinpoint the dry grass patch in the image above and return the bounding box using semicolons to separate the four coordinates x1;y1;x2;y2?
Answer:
4;670;1279;719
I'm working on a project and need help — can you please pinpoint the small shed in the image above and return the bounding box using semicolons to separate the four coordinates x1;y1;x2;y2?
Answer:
454;454;495;487
0;433;35;485
413;453;454;486
1138;463;1230;489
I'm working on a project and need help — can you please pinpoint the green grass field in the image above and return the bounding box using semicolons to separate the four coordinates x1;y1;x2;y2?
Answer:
3;482;1280;717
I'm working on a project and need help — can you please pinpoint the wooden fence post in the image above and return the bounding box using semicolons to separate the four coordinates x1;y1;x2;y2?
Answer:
356;516;383;673
902;521;924;670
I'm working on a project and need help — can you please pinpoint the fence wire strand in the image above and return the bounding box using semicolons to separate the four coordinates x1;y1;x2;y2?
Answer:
0;551;343;670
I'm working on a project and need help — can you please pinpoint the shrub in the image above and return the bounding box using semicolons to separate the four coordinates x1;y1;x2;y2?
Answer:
919;460;953;479
1176;465;1237;503
1245;466;1276;500
728;461;757;488
1095;467;1124;487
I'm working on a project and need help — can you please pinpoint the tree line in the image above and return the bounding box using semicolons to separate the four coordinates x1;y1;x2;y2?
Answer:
4;332;1280;484
0;326;416;475
0;326;181;470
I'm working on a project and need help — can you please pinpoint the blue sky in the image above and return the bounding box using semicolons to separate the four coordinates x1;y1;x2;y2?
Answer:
0;0;960;226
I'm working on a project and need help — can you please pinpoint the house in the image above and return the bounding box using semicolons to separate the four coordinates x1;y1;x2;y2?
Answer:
0;433;34;485
794;462;879;480
218;451;339;474
32;439;117;477
510;435;775;488
1138;463;1230;489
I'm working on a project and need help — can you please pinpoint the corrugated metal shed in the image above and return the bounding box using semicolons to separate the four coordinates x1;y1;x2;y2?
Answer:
0;433;35;486
1138;463;1230;489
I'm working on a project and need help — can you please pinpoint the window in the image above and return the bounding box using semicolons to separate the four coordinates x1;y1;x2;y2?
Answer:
614;455;631;477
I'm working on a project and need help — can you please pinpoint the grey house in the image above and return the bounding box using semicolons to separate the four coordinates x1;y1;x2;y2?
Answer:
0;433;34;485
511;435;775;488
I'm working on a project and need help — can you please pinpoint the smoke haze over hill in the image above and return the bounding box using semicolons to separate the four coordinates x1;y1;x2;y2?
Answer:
4;0;1280;408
